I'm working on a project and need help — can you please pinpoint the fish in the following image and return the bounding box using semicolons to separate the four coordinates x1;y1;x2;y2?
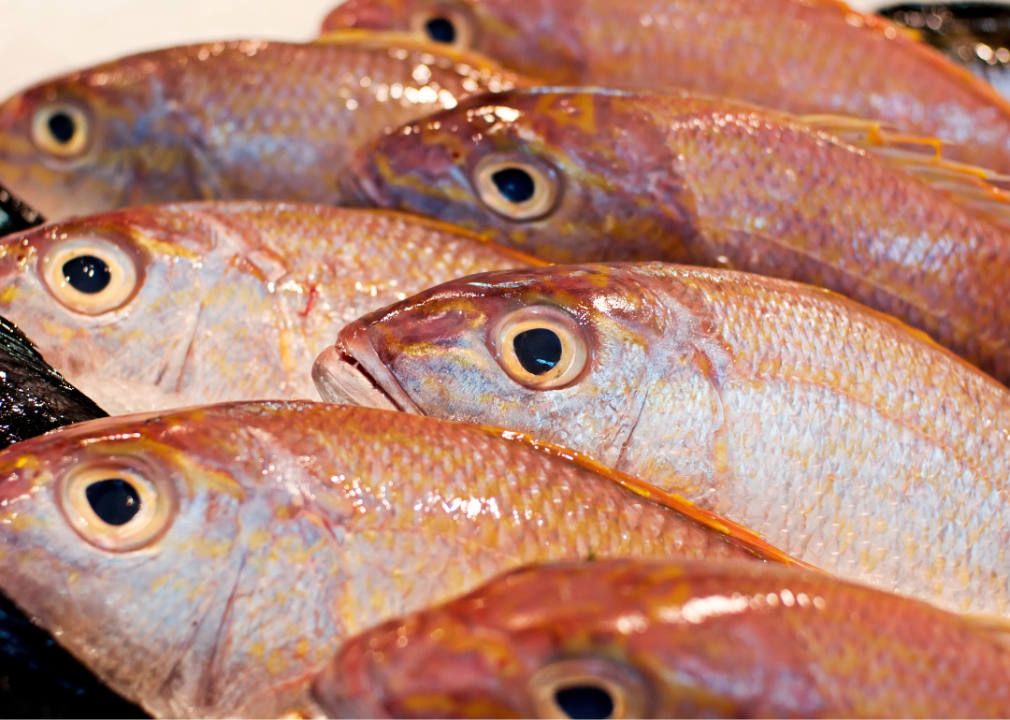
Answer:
345;88;1010;383
0;401;801;718
0;201;538;415
0;315;144;719
0;314;106;449
314;559;1010;719
0;33;529;220
0;182;43;238
882;3;1010;100
316;262;1010;616
321;0;1010;173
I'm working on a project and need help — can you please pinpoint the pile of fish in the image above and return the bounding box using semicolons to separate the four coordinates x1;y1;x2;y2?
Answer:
4;0;1010;717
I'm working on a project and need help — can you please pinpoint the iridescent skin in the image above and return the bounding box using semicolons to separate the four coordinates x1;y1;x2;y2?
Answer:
0;35;527;220
315;559;1010;718
323;0;1010;172
320;263;1010;615
0;202;536;414
348;88;1010;384
0;402;797;718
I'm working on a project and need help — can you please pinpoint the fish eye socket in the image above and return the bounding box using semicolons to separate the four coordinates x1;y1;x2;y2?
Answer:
61;464;174;552
410;5;475;50
31;102;90;158
491;306;587;390
529;659;649;719
474;155;560;222
41;235;140;315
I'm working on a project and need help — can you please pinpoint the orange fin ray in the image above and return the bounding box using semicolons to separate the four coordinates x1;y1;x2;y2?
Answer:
798;114;1010;228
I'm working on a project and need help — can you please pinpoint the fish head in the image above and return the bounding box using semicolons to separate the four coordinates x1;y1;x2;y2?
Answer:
0;55;202;219
349;90;698;263
0;207;222;413
316;263;700;467
313;560;769;719
0;410;250;713
321;0;585;84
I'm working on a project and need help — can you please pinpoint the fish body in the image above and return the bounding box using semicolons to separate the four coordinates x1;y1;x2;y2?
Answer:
0;401;793;717
317;263;1010;615
348;89;1010;382
0;202;535;414
315;559;1010;719
0;35;526;220
322;0;1010;172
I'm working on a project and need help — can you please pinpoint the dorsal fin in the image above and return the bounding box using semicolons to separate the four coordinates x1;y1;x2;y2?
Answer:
798;115;1010;228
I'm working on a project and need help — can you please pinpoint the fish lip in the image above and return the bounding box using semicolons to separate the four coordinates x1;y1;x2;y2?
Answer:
312;323;421;415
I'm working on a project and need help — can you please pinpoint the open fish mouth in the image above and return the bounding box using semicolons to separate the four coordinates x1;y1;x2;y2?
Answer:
311;324;420;414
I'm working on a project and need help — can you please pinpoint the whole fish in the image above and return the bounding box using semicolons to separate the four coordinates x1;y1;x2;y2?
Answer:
315;559;1010;719
0;316;144;719
0;201;537;414
0;401;798;718
316;262;1010;616
347;88;1010;382
322;0;1010;172
0;34;528;220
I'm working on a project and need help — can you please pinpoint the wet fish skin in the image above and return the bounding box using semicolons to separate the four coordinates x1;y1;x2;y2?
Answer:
315;559;1010;719
0;401;793;718
0;36;527;220
348;88;1010;381
322;0;1010;172
320;262;1010;616
0;201;536;415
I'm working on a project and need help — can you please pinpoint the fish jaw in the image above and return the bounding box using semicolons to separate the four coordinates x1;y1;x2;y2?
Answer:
311;341;415;413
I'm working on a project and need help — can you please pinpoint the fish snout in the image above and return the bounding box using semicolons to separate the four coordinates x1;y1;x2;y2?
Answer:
313;323;419;413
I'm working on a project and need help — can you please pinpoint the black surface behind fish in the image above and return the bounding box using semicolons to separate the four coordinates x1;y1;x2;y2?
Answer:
0;183;43;238
0;316;145;718
0;315;107;449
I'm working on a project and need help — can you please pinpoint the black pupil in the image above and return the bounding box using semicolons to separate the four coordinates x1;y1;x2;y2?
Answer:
513;328;563;376
85;479;141;526
47;112;76;144
425;16;456;43
62;255;111;294
491;167;535;204
555;685;615;720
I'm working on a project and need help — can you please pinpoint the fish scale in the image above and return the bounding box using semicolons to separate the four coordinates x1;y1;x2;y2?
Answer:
320;263;1010;614
0;402;795;717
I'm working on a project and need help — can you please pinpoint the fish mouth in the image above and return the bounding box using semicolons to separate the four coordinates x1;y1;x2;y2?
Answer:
311;323;420;414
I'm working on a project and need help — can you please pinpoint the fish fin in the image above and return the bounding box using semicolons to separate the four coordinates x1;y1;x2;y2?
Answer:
798;115;1010;228
483;426;821;571
961;613;1010;650
313;30;532;86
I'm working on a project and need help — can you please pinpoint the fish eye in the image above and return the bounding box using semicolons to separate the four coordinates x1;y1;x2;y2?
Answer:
61;464;174;552
491;306;588;390
474;154;560;221
31;102;91;158
41;235;140;315
529;659;649;719
410;5;475;49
